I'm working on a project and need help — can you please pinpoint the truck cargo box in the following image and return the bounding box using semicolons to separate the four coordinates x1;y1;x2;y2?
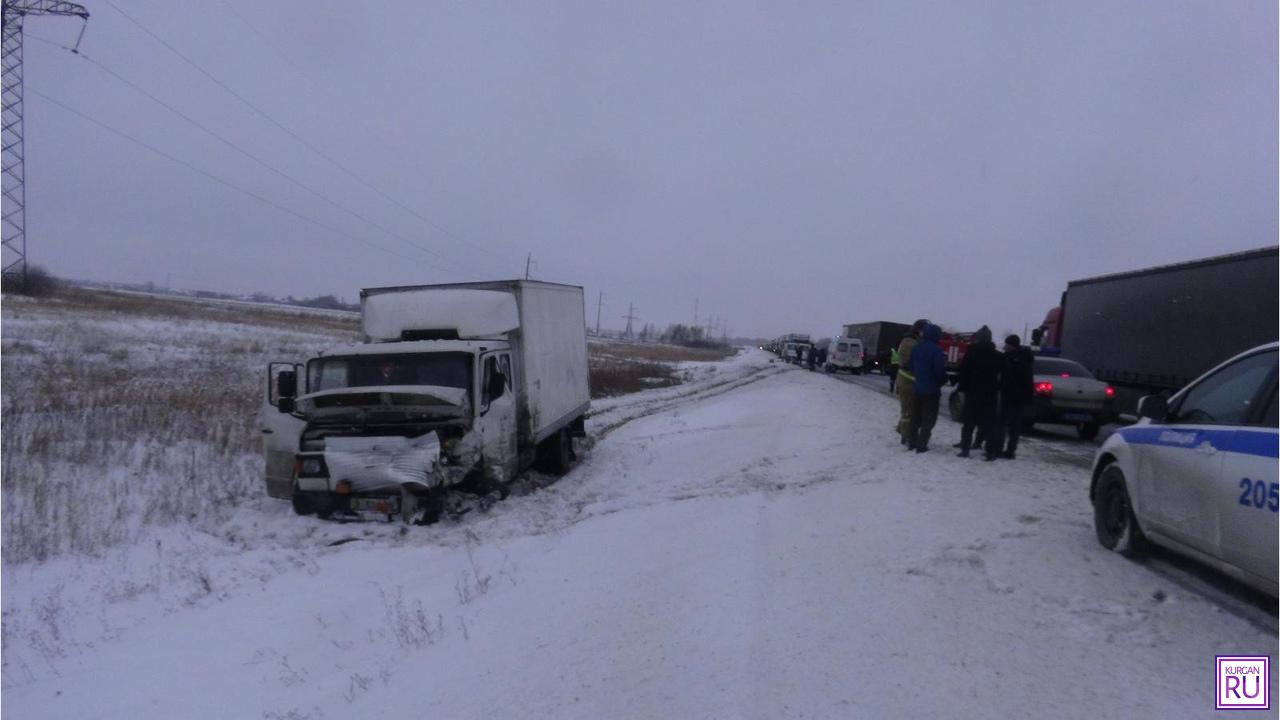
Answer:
361;280;590;446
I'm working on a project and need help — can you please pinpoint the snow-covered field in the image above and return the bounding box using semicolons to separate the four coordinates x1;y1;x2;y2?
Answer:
3;299;1276;718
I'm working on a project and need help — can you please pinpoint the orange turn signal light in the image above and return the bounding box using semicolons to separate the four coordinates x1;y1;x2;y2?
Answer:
335;480;352;495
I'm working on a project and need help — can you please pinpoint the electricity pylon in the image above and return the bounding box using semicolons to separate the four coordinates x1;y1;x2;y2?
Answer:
2;0;89;289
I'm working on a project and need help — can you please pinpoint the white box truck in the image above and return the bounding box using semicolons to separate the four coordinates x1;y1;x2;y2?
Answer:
261;280;590;523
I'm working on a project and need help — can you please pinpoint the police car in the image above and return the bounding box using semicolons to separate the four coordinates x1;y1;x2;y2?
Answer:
1090;342;1278;597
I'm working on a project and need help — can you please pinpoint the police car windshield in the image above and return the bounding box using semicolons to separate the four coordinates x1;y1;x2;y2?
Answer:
1034;357;1094;378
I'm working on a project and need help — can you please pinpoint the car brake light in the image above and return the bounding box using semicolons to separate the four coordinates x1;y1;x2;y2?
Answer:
1104;386;1115;398
1034;381;1053;396
1060;373;1070;378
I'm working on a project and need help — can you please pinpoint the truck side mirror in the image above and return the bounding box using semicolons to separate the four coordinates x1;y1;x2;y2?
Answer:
488;372;506;401
1137;395;1167;422
277;397;295;414
276;370;297;400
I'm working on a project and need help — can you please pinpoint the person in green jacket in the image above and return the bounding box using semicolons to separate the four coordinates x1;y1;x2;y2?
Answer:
895;319;929;444
888;346;901;393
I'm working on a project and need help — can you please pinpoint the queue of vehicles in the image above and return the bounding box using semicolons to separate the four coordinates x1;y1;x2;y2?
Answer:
771;247;1278;597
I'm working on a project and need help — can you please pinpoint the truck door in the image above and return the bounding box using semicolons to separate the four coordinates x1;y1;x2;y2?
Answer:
261;362;305;499
478;352;517;483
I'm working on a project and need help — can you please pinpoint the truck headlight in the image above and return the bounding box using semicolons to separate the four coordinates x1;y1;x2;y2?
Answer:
298;456;328;477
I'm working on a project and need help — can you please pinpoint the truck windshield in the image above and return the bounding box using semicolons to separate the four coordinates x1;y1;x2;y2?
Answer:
1034;357;1094;378
308;352;472;392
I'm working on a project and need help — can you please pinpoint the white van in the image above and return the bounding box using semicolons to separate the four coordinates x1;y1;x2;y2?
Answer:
825;337;865;374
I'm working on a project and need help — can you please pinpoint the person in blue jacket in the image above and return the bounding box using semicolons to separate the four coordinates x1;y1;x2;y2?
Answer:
906;323;948;452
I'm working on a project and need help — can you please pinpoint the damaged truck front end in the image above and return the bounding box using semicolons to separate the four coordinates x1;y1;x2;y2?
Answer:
266;345;516;524
291;386;480;523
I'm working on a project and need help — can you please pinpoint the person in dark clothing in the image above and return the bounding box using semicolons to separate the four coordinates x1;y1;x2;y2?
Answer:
905;324;948;452
955;325;1005;460
806;345;817;371
991;334;1035;459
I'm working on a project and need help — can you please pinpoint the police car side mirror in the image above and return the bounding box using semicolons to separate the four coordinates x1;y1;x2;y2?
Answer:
1138;395;1167;422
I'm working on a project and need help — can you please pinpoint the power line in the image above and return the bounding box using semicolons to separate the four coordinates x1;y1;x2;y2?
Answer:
101;0;506;268
27;36;469;273
27;86;425;265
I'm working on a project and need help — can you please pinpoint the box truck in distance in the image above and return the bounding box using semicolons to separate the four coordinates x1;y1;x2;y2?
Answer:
261;280;590;523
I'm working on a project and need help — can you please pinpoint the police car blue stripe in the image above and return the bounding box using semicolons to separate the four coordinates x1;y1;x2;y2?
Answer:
1116;426;1279;459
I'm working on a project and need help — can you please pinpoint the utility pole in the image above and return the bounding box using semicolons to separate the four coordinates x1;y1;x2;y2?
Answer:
524;253;532;279
595;290;604;335
622;303;639;339
693;297;699;326
1;0;90;290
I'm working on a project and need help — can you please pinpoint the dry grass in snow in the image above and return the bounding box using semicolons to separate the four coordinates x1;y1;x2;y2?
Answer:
1;289;359;563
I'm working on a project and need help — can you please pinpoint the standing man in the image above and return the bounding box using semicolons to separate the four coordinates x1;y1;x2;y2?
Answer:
906;323;948;452
895;319;929;444
955;326;1005;460
992;334;1035;459
888;344;900;393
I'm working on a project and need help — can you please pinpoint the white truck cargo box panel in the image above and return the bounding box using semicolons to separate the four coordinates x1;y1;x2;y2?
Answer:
513;282;589;441
362;289;519;341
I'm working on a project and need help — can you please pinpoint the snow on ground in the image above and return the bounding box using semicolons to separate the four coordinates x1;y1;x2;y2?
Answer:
3;349;1276;718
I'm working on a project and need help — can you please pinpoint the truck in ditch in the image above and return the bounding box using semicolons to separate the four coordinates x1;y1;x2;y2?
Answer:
1034;247;1279;414
261;280;590;523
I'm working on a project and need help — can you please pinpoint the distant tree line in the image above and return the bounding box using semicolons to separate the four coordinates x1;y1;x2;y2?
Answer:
659;323;728;349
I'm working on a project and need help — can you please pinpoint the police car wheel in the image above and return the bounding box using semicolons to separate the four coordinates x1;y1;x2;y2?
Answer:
1093;465;1145;558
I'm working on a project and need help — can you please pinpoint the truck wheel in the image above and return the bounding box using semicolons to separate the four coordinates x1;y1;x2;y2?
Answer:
538;429;574;475
416;489;445;525
291;492;331;519
1093;465;1145;558
1077;422;1100;441
948;391;964;422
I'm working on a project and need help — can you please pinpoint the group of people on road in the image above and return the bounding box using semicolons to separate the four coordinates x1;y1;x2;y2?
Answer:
890;319;1035;458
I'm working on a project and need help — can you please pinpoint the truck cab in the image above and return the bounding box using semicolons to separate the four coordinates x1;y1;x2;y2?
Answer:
261;281;589;523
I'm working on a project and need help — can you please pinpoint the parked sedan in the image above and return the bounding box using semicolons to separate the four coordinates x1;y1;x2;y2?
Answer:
1090;342;1277;597
948;355;1117;439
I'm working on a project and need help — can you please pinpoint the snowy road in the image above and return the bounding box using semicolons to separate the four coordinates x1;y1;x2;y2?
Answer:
4;350;1276;719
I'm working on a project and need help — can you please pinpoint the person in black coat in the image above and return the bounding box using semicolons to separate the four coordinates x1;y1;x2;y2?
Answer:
956;326;1005;460
991;334;1035;459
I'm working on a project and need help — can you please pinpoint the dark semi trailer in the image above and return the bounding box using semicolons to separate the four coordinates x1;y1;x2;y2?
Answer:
1036;246;1278;414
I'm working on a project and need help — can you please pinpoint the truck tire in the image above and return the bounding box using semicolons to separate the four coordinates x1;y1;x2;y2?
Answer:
291;492;331;519
416;489;445;525
538;428;574;475
1093;465;1145;558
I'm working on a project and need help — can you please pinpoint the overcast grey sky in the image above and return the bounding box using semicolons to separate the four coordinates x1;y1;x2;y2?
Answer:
13;1;1277;338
